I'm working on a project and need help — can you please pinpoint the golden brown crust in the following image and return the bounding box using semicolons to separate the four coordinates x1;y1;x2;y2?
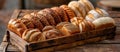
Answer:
92;17;115;30
56;22;70;30
60;8;69;22
51;7;68;22
38;9;56;26
96;23;114;30
18;18;34;29
42;26;56;32
81;0;94;11
60;5;76;19
42;29;63;39
36;14;50;27
43;8;60;25
70;17;84;27
50;7;62;24
59;22;80;36
87;21;95;30
8;18;27;37
23;14;44;31
22;29;46;42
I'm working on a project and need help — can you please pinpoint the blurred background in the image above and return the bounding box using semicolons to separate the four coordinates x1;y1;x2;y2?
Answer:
0;0;120;43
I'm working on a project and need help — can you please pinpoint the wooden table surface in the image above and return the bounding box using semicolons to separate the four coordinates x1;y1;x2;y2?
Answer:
0;11;120;52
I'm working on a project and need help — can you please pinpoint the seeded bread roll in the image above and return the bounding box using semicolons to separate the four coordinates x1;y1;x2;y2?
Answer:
8;18;27;37
23;14;44;31
92;17;115;29
36;14;50;26
38;9;56;26
22;29;46;42
18;18;34;29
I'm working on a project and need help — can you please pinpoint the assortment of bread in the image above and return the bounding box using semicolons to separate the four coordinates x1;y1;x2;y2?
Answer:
7;0;115;42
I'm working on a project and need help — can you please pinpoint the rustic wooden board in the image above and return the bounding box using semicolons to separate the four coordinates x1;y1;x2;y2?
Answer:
9;26;116;52
1;34;120;52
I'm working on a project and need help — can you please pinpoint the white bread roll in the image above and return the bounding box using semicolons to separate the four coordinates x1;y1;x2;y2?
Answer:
68;1;86;17
92;17;115;29
85;10;101;22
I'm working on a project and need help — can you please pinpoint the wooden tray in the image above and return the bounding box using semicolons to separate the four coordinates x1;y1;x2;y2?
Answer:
8;10;116;52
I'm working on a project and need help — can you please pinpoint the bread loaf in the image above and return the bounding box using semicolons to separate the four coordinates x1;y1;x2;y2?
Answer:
57;22;80;36
42;26;63;39
22;29;46;42
8;18;27;37
92;17;115;29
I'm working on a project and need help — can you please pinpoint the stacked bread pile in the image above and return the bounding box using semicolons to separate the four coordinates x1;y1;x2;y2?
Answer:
8;0;115;42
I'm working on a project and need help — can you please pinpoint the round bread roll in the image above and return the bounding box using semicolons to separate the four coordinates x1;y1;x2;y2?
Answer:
95;8;109;17
60;5;76;20
68;1;86;17
42;26;56;32
92;17;115;29
56;22;70;30
70;17;84;27
42;29;63;39
8;18;27;37
80;0;94;11
59;22;80;36
38;10;56;26
85;10;101;22
22;29;46;42
79;20;95;33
